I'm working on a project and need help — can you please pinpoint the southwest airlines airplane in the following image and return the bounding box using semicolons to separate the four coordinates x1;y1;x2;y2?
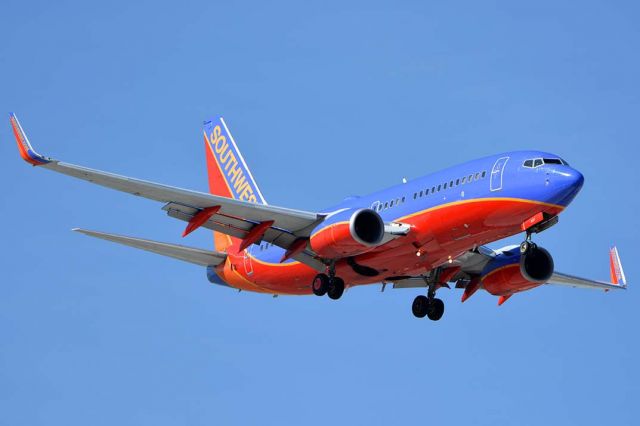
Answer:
10;114;627;321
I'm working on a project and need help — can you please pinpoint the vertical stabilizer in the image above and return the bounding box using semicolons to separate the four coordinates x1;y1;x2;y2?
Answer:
203;117;266;251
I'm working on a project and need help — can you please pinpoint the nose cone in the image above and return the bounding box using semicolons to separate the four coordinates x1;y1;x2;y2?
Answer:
552;167;584;206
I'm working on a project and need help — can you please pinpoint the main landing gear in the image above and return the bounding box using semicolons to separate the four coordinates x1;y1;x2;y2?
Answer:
412;269;445;321
312;265;345;300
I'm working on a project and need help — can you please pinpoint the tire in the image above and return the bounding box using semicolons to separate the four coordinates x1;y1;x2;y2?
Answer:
312;274;329;296
427;298;445;321
412;295;429;318
327;277;345;300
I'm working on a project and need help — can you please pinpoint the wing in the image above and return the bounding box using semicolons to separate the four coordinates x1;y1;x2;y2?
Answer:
74;229;227;266
10;113;325;269
386;245;627;292
549;246;627;291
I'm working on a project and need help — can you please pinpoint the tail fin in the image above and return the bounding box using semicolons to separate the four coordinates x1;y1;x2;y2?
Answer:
203;117;267;251
609;246;627;287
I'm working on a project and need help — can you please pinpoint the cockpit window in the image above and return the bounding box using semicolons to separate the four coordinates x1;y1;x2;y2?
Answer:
524;157;569;168
543;158;563;165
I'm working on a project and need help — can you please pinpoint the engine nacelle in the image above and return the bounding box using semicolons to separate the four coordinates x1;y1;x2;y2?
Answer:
310;208;385;258
481;246;554;296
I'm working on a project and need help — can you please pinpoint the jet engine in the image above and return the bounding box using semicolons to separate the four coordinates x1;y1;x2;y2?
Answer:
481;245;554;296
310;208;385;258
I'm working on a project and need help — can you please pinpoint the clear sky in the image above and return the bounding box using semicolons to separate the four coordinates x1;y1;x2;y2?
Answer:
1;1;638;425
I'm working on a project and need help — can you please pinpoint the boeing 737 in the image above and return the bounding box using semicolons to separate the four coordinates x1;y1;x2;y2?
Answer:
10;113;627;321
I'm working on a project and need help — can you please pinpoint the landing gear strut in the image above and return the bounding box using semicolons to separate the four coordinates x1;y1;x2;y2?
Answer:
520;232;537;255
412;269;445;321
312;262;345;300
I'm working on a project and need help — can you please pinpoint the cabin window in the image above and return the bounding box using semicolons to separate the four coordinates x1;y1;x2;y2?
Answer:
444;182;448;189
389;200;394;207
475;173;480;180
450;180;454;187
437;184;441;191
481;171;487;178
468;174;473;181
401;196;405;203
413;192;417;199
461;177;466;184
431;186;436;193
419;190;423;197
384;202;388;209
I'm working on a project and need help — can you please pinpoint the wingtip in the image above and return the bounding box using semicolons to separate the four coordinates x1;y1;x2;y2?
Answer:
9;113;52;166
609;245;627;288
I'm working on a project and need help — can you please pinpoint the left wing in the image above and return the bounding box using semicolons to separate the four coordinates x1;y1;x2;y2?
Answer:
10;113;326;269
387;245;627;292
549;246;627;291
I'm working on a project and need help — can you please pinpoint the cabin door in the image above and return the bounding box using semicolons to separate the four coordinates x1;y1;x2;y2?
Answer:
490;156;509;192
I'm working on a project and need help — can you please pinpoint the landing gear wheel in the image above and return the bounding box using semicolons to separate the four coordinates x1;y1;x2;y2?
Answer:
426;298;445;321
412;295;429;318
520;240;537;254
312;274;329;296
327;277;345;300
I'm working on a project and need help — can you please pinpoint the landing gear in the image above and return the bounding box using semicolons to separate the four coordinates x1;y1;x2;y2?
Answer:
327;277;345;300
412;295;429;318
312;264;346;300
312;273;329;296
412;295;445;320
520;233;537;255
412;268;446;321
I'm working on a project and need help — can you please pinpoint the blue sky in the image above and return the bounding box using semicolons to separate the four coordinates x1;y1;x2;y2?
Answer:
1;1;638;425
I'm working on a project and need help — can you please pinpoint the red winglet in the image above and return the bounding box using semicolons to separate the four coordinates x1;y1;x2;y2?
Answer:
9;113;51;166
280;238;308;263
182;206;221;237
238;220;274;252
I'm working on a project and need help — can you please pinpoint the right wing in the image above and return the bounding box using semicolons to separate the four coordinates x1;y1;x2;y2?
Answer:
10;114;326;269
73;229;227;266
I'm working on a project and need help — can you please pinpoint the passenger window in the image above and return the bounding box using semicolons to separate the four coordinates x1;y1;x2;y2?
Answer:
481;171;486;178
456;178;460;185
444;182;448;189
431;186;436;193
401;196;405;203
461;177;466;184
450;180;454;187
468;174;473;181
437;184;441;191
419;190;423;197
475;173;480;180
413;193;417;199
390;200;394;207
384;202;388;209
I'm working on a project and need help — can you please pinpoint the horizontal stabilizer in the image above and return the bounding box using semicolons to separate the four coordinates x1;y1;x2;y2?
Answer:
73;229;227;266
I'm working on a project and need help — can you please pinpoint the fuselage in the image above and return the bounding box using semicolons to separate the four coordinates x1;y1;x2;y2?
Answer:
211;150;584;295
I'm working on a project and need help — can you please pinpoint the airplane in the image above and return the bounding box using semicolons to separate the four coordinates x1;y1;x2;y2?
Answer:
9;113;627;321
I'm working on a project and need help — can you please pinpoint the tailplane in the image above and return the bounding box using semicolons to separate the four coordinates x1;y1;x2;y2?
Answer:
203;117;266;251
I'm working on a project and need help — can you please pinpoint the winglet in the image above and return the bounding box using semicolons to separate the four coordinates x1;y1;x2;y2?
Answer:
9;113;51;166
609;246;627;288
